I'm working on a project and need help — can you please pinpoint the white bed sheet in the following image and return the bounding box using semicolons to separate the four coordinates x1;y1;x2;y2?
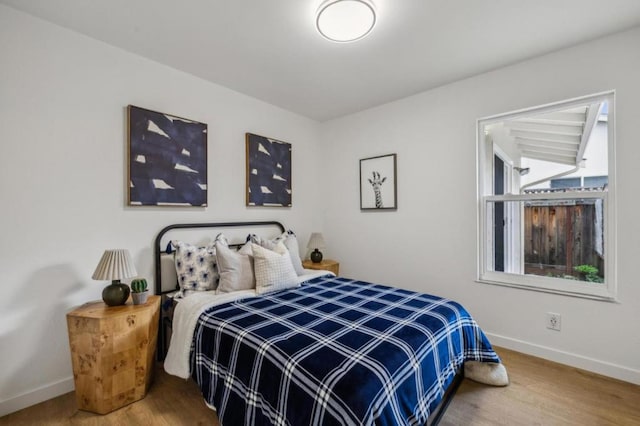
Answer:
164;270;334;379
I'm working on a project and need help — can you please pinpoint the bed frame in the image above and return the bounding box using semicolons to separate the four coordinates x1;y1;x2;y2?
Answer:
153;220;461;425
428;369;464;425
153;221;285;360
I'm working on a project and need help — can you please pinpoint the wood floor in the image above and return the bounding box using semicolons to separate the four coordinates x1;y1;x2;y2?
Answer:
441;348;640;426
1;347;638;425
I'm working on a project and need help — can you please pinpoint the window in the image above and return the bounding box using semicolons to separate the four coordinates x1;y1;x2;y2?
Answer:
550;176;608;188
550;177;580;189
584;175;608;188
477;92;616;300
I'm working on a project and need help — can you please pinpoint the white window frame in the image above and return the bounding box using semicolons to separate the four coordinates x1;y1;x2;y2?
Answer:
490;145;521;275
476;91;617;301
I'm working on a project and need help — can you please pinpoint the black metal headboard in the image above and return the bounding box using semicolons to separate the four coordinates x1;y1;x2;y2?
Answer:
153;220;285;360
153;221;285;295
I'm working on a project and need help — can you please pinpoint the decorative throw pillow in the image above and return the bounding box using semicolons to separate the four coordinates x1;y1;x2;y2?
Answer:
252;242;299;294
214;232;229;247
250;230;305;276
281;231;305;276
173;240;218;297
250;235;278;251
464;361;509;386
215;241;256;293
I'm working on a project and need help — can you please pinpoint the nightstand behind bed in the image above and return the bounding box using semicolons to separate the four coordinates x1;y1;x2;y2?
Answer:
302;259;340;275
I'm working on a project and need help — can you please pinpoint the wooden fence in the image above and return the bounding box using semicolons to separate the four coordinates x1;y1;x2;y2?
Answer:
523;202;604;278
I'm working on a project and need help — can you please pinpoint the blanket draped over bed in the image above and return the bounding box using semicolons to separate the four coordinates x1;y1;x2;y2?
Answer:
188;275;500;425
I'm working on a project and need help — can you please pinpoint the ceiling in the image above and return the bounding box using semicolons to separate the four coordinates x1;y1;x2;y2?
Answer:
3;1;640;121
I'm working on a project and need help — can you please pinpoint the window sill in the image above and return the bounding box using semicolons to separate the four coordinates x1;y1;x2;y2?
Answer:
476;275;618;303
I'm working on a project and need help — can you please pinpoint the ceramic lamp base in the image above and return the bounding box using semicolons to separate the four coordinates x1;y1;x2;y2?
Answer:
102;281;130;306
310;249;323;263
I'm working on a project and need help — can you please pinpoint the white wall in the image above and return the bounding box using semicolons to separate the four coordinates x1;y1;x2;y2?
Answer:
0;6;321;415
321;27;640;384
3;3;640;417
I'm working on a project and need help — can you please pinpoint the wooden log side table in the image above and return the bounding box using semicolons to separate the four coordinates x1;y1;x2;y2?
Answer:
66;296;160;414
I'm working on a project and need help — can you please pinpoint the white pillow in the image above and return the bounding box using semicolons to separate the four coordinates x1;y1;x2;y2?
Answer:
250;234;278;251
464;361;509;386
173;240;218;297
215;241;255;293
281;232;305;276
214;232;229;246
250;230;305;276
252;242;299;294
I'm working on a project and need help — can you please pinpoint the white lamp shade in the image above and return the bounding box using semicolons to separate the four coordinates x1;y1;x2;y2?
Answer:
92;249;138;281
316;0;376;43
307;233;327;249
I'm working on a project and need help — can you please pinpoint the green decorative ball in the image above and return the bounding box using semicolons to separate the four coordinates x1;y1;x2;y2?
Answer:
102;282;130;306
310;249;323;263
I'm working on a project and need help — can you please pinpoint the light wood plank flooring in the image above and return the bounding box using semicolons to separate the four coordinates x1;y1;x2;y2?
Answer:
442;348;640;426
1;347;638;425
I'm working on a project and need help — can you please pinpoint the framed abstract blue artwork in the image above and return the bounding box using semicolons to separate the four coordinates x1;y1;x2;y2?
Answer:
127;105;208;206
246;133;292;207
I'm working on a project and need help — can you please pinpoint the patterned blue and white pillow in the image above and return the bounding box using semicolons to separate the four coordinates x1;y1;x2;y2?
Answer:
173;240;218;297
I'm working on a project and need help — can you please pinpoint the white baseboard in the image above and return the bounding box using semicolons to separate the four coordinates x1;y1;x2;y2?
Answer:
0;376;74;417
486;332;640;385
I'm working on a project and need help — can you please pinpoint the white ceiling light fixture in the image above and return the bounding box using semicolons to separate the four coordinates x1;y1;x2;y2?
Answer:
316;0;377;43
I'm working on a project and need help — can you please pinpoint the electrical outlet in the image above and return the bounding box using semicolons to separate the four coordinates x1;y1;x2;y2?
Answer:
546;312;561;331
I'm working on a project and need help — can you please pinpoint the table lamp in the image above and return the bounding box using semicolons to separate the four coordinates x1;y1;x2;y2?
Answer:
92;249;138;306
307;232;326;263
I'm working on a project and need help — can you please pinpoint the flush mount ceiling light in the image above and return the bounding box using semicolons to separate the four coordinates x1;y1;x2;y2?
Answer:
316;0;377;43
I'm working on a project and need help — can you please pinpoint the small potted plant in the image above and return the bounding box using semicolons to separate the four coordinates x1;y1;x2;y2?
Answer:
130;278;149;305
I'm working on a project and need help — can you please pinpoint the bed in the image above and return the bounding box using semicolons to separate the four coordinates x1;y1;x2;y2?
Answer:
155;222;507;425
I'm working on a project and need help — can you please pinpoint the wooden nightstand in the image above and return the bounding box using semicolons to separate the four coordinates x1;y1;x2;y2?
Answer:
66;296;160;414
303;259;340;275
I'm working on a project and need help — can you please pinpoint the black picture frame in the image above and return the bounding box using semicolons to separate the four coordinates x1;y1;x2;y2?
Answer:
360;153;397;210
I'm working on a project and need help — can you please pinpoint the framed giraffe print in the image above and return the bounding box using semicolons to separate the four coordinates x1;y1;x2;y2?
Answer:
359;153;397;210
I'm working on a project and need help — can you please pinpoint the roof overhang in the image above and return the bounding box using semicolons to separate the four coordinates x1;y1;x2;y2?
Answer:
504;103;603;166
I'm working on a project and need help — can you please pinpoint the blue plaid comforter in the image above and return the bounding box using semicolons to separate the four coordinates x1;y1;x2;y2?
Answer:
192;275;500;425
